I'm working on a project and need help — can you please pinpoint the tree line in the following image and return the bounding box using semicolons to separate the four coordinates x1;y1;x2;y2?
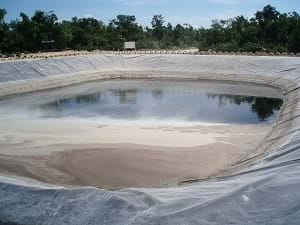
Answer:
0;5;299;54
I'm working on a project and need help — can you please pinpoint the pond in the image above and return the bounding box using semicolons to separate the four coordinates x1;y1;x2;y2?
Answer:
0;80;283;125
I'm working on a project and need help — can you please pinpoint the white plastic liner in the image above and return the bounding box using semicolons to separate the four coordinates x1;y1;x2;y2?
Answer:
0;54;300;225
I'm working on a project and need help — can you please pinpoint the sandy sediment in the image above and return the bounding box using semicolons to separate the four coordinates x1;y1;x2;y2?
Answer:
46;142;250;189
0;119;270;189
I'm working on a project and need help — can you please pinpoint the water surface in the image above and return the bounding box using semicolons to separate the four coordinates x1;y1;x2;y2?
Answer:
0;80;283;124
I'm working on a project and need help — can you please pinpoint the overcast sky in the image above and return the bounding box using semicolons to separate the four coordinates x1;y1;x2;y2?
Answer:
1;0;299;28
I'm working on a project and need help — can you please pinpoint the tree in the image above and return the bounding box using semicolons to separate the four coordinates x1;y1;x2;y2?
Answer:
70;17;107;50
111;15;141;41
255;5;280;22
0;5;299;54
151;14;165;41
0;9;7;52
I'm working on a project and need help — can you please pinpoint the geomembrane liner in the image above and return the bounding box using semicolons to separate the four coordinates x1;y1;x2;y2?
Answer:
0;54;300;225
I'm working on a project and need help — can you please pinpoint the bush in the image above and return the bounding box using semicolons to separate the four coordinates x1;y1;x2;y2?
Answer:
240;42;262;53
214;42;239;52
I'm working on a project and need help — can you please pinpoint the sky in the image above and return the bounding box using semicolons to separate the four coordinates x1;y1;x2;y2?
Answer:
1;0;299;28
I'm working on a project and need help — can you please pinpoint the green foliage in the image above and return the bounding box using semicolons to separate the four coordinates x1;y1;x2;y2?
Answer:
151;15;165;41
70;17;107;50
214;41;239;52
0;5;299;53
240;42;262;52
0;9;8;53
111;15;142;42
201;5;299;53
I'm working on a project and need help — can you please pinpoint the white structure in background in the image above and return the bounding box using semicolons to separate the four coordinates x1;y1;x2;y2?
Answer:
124;42;136;50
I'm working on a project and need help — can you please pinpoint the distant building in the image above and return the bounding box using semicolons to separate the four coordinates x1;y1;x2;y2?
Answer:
124;42;136;50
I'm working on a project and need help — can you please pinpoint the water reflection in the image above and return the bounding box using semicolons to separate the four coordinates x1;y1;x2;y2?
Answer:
76;93;101;104
32;87;283;124
114;90;137;104
152;89;163;100
252;98;282;121
207;94;283;121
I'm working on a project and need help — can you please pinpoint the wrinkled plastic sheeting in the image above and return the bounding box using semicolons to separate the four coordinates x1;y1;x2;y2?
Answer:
0;55;300;225
0;55;300;83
